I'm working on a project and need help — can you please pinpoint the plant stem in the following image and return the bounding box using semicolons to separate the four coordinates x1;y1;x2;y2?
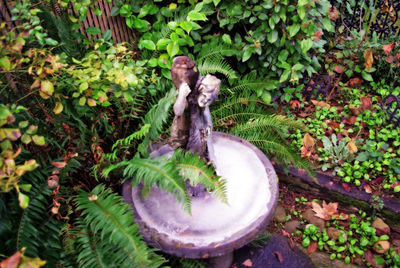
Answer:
15;89;39;103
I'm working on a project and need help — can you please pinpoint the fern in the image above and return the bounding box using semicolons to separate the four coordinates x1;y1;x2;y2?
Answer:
224;71;278;96
212;94;272;128
103;154;192;214
231;124;314;177
76;184;166;268
173;149;227;204
197;54;236;79
137;88;176;156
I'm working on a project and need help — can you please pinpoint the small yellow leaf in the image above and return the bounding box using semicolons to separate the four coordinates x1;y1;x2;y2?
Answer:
53;102;63;114
348;141;357;153
302;133;315;149
40;80;54;99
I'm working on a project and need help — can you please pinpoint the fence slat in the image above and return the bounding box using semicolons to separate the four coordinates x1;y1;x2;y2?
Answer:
0;1;135;43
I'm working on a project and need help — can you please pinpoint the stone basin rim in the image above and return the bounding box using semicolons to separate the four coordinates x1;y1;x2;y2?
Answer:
122;131;279;259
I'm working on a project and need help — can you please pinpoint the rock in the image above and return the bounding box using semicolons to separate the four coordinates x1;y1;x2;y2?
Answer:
373;240;390;254
372;218;390;235
284;220;301;234
274;205;287;223
302;209;325;231
327;227;340;241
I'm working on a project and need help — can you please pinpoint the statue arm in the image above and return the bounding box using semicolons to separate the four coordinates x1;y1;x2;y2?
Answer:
202;106;213;135
173;83;191;116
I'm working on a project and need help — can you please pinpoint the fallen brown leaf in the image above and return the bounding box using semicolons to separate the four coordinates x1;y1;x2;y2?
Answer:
302;133;315;149
334;65;344;74
348;141;358;153
311;100;330;108
307;241;318;254
361;96;372;111
364;184;372;194
348;77;363;88
312;200;348;220
364;49;374;70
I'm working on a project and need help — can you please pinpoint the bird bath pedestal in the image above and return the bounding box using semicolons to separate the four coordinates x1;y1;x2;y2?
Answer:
123;131;279;267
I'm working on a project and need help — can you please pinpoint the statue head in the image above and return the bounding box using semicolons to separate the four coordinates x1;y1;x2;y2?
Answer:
197;74;221;108
171;56;199;90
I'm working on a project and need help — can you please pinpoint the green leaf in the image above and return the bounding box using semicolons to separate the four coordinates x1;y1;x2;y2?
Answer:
45;38;58;46
287;24;300;37
19;184;32;192
94;6;102;16
32;135;45;146
292;63;304;71
79;97;86;106
242;49;252;62
361;71;373;81
126;16;134;28
267;30;278;43
18;121;29;128
167;41;179;57
297;6;306;20
298;0;309;6
280;69;291;82
140;39;156;50
278;50;289;62
79;81;88;92
187;10;207;21
110;7;120;16
21;134;31;144
300;39;313;53
133;18;150;31
102;29;112;41
222;34;232;44
180;21;192;33
394;185;400;192
322;17;334;32
156;38;170;50
86;27;101;35
18;192;30;209
119;4;131;17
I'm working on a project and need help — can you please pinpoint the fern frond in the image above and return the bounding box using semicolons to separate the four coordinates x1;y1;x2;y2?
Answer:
197;55;236;79
224;72;277;96
169;257;207;268
137;88;176;156
230;116;308;139
212;95;272;128
76;185;166;268
197;47;237;63
111;124;151;151
102;156;192;214
173;149;227;204
233;131;314;177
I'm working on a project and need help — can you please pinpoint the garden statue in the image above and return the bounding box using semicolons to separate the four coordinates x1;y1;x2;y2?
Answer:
124;56;278;268
153;56;220;162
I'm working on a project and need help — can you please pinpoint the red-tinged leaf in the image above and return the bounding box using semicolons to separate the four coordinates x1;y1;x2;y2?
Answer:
364;49;374;70
342;183;351;192
329;6;338;20
51;161;67;169
385;55;394;63
288;239;295;251
282;229;291;238
242;259;253;267
313;29;323;41
364;250;377;267
0;250;22;268
307;241;318;254
371;177;384;185
348;77;363;88
274;251;284;263
290;100;301;109
383;43;395;55
346;115;356;125
361;96;372;111
334;65;344;73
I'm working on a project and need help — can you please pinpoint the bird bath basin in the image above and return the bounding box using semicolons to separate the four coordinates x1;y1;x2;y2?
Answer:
123;131;279;264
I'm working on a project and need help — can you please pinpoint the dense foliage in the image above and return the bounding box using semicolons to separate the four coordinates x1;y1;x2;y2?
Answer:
1;0;399;267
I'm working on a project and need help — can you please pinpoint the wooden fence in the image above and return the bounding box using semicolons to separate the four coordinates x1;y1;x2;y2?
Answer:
0;0;135;44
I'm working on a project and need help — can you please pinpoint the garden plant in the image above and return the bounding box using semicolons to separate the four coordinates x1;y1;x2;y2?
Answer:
0;0;400;267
